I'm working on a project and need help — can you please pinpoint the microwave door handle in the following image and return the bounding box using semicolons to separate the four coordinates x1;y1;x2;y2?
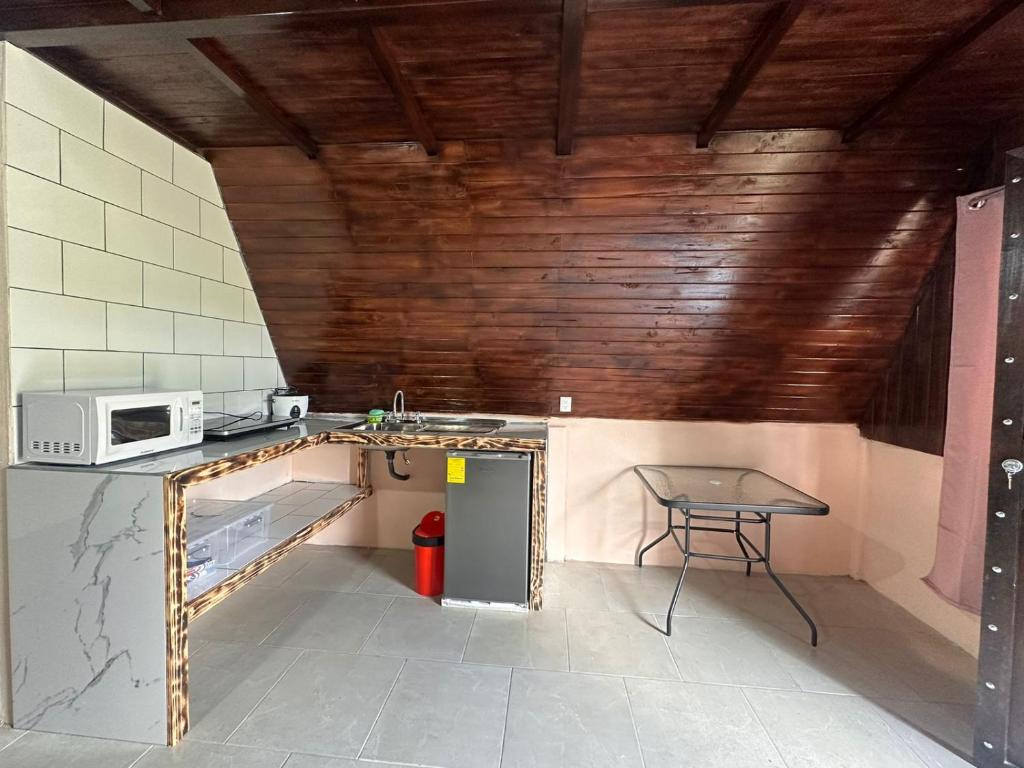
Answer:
178;404;184;432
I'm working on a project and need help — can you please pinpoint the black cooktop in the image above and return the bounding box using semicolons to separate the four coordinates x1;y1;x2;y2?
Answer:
203;413;300;439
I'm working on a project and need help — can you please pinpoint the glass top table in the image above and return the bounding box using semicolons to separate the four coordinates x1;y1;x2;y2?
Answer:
633;465;829;515
634;464;829;645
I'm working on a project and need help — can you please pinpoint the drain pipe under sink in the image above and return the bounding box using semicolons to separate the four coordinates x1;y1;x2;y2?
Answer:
385;450;411;481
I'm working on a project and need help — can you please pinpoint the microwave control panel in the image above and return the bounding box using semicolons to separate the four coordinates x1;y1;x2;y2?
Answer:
189;397;204;441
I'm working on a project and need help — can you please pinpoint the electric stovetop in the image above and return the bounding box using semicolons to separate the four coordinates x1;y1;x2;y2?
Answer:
203;412;300;439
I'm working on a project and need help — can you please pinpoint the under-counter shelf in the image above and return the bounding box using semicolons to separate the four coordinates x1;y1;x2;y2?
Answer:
185;480;364;602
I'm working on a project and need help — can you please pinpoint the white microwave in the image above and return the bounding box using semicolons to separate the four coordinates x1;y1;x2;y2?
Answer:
22;389;204;465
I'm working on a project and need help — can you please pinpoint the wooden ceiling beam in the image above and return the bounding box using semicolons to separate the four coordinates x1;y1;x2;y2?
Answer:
696;0;806;149
556;0;586;156
360;26;437;156
843;0;1024;143
1;0;563;46
187;38;319;159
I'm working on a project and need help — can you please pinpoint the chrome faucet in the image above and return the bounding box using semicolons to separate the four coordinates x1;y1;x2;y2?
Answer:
392;390;405;422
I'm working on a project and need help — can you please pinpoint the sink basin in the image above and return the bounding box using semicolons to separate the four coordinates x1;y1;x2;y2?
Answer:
419;417;507;434
349;421;422;433
348;417;506;435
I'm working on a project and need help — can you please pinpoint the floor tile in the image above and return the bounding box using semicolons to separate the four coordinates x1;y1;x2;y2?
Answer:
247;548;319;588
136;741;289;768
599;565;699;616
748;624;921;699
361;660;511;768
279;490;327;506
284;755;406;768
228;651;403;757
868;699;974;768
0;731;147;768
541;562;610;610
187;642;303;743
189;586;305;644
357;549;421;598
566;609;679;680
463;608;569;671
280;548;375;592
0;729;25;751
743;688;928;768
501;669;644;768
360;597;476;662
825;628;976;704
665;617;800;689
263;592;393;652
626;678;786;768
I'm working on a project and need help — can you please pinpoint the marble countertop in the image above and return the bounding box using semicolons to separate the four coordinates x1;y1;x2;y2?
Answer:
10;414;549;477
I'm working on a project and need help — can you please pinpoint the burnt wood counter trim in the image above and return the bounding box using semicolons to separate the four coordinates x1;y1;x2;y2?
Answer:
163;426;547;744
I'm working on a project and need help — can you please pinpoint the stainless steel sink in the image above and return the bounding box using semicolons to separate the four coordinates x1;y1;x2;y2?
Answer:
348;417;506;435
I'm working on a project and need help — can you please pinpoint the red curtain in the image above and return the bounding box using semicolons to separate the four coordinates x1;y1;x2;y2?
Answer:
925;189;1004;613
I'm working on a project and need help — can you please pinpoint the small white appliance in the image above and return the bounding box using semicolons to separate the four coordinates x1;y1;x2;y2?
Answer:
271;388;309;419
22;389;203;465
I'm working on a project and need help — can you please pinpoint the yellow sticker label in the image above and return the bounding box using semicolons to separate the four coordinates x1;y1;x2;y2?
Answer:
447;456;466;484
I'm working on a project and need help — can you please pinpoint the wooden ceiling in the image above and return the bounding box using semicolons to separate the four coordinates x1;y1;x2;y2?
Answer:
4;0;1024;421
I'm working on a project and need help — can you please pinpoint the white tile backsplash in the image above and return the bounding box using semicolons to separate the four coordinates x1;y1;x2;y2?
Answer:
61;132;142;212
103;102;173;181
144;263;201;314
107;304;174;353
173;144;222;205
142;172;200;233
200;199;238;248
143;353;201;391
10;348;64;401
201;356;243;392
63;243;143;305
223;247;252;289
173;229;223;280
243;290;265;325
244;357;279;390
224;321;262;357
64;350;144;390
260;327;276;358
105;205;173;267
6;167;104;247
3;48;285;429
4;44;104;146
174;314;223;355
5;104;60;181
7;227;62;293
224;389;267;416
201;278;243;321
10;289;106;350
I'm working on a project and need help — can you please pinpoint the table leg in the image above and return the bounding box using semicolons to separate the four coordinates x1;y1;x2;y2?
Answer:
638;505;672;567
665;508;691;637
734;510;752;576
763;512;818;646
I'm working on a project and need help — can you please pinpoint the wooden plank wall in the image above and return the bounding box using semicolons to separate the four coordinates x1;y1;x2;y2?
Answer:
858;240;955;454
209;130;968;423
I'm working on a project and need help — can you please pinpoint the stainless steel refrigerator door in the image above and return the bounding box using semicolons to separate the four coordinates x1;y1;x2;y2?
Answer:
444;450;531;608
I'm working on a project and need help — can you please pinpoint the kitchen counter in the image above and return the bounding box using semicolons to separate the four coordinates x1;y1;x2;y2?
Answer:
9;415;549;477
5;413;549;747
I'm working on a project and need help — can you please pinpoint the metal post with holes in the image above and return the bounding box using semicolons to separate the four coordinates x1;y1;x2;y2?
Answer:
975;149;1024;768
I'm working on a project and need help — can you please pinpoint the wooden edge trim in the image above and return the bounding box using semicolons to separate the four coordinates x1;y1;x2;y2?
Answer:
186;486;374;620
529;449;548;609
164;474;188;745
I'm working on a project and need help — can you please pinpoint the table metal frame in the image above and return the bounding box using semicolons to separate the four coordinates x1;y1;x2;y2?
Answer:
635;466;826;646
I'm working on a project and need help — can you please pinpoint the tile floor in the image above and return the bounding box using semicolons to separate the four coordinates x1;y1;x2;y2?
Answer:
0;546;978;768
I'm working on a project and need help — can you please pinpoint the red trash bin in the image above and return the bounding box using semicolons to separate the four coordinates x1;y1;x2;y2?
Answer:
412;511;445;597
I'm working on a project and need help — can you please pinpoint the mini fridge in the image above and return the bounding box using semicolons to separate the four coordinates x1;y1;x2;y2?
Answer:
442;450;531;610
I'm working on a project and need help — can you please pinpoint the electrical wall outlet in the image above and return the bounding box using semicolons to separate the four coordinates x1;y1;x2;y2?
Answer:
559;396;573;413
